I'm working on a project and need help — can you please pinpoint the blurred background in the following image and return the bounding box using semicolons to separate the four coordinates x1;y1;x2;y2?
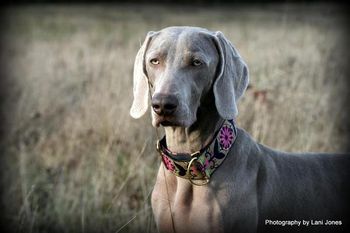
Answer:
0;2;349;233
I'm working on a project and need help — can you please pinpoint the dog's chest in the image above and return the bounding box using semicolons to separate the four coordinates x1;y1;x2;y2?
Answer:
151;175;228;233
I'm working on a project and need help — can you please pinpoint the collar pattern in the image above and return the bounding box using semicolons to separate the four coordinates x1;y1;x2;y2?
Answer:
156;119;237;185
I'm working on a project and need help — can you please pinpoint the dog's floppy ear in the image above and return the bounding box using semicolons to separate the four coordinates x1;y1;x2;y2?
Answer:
130;31;157;119
213;31;249;119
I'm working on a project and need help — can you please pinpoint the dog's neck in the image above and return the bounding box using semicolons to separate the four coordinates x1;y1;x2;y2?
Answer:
164;93;223;154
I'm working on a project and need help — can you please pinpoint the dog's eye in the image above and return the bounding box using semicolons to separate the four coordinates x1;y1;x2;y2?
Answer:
150;58;160;65
192;59;202;66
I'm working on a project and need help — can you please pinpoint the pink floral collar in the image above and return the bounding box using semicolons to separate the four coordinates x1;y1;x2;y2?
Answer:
156;119;237;185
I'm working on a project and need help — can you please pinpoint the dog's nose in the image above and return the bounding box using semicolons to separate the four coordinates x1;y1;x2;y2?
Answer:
152;93;178;116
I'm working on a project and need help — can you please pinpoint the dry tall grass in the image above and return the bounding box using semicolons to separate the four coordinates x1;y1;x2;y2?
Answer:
1;4;349;233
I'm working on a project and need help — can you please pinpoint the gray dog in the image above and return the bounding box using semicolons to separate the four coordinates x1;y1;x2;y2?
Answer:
130;26;349;233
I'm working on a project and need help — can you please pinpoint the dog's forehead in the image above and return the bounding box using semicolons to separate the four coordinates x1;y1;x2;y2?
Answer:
160;26;212;35
151;27;215;53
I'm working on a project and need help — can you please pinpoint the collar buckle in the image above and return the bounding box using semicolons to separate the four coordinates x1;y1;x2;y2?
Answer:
190;150;201;158
186;156;210;186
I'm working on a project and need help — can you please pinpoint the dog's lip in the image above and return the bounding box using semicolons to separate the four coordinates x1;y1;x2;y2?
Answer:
155;116;181;127
160;120;178;127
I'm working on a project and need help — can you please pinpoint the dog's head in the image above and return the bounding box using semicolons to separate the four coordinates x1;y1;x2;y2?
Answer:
130;26;249;128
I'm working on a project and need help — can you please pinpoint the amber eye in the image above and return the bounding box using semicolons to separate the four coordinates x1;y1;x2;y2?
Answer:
192;59;202;66
150;58;160;65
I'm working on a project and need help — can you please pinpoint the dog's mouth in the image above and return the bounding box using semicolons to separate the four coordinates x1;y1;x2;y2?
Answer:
152;106;195;128
160;120;177;127
154;115;182;127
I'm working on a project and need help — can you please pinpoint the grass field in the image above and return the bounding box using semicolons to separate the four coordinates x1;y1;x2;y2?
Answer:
1;3;349;233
